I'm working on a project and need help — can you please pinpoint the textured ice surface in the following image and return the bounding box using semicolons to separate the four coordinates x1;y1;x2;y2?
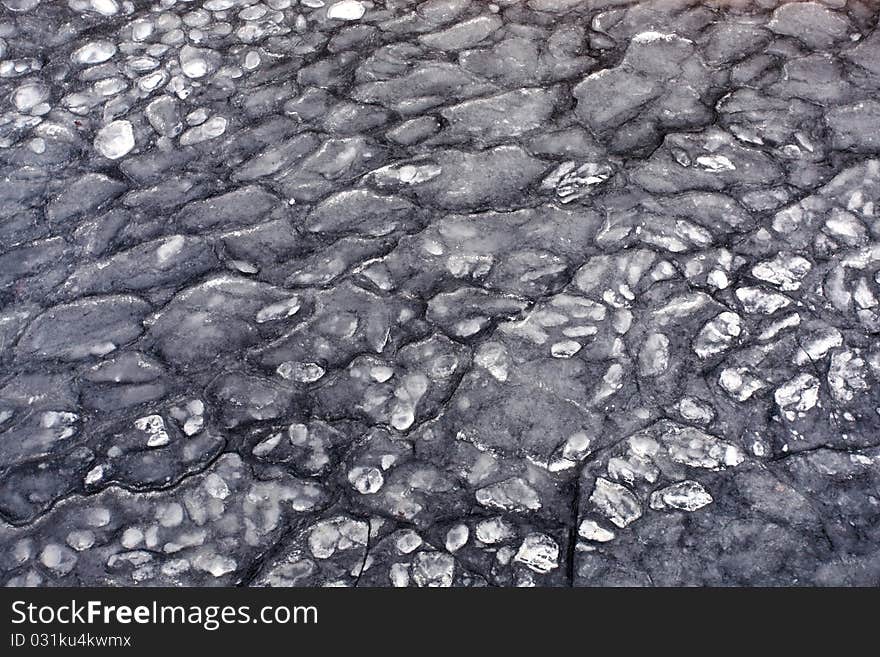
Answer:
2;0;880;587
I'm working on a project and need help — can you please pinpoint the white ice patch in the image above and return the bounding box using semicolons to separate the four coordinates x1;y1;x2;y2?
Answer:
541;161;613;203
390;373;429;431
719;367;767;401
476;477;542;512
794;327;843;366
412;552;454;588
751;253;812;291
758;313;801;341
347;466;384;494
395;530;423;555
327;0;365;20
550;339;582;358
308;517;368;559
89;0;118;16
277;361;326;383
84;465;104;485
475;517;516;545
445;523;469;553
589;477;641;528
650;480;713;512
514;533;559;574
156;235;185;264
736;286;791;314
94;120;134;160
179;116;227;146
774;373;820;420
13;82;48;112
639;332;670;376
696;154;736;172
71;40;116;65
828;349;868;403
677;397;715;424
134;414;170;447
591;362;624;405
255;297;301;323
694;312;741;358
577;519;615;543
632;31;690;44
193;553;236;578
661;425;745;470
474;341;510;381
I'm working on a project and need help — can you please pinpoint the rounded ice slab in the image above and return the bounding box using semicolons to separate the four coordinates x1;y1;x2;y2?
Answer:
71;41;116;65
327;0;365;20
94;120;134;160
2;0;41;11
87;0;120;16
